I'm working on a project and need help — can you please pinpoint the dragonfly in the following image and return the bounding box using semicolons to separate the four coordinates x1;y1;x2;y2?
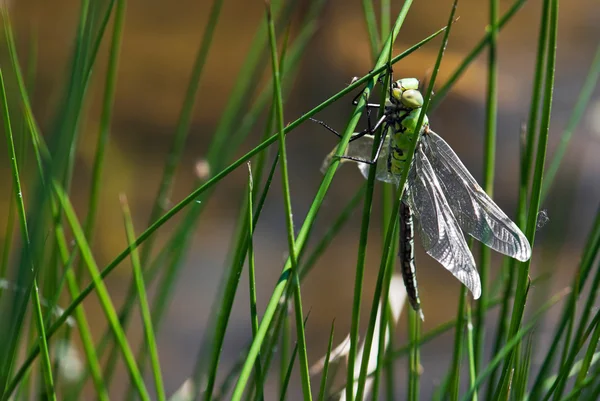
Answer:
314;76;532;320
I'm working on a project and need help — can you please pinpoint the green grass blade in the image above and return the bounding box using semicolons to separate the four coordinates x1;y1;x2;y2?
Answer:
317;321;336;401
299;184;366;280
63;270;109;401
245;164;264;399
345;44;386;401
83;0;126;241
473;0;499;375
0;69;56;401
264;3;312;399
361;0;380;61
466;304;478;401
140;0;225;263
7;27;443;390
459;289;569;401
541;43;600;200
575;280;600;396
355;3;457;399
279;343;299;401
373;253;398;401
542;308;600;400
120;195;166;401
380;0;390;45
231;9;416;401
501;0;558;388
52;184;152;401
513;334;534;400
430;0;528;110
450;287;467;401
528;206;600;399
520;0;551;204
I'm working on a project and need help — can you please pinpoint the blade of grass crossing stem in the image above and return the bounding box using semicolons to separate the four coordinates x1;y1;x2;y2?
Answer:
541;43;600;200
127;27;298;401
459;289;569;401
8;29;443;390
140;0;224;264
264;3;312;400
193;26;294;398
300;184;366;280
317;321;336;401
355;4;457;400
53;184;152;401
501;0;558;392
245;163;264;399
0;70;56;401
120;195;166;401
200;13;297;401
231;9;414;401
474;0;499;375
116;0;273;383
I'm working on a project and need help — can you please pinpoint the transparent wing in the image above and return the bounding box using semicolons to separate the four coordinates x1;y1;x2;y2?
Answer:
320;134;399;185
421;130;531;262
406;144;481;299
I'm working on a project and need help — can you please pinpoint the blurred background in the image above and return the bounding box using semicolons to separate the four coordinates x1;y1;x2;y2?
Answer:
3;0;600;398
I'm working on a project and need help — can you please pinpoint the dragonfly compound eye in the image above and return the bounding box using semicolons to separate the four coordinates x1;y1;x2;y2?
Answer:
398;78;420;91
401;89;424;109
391;87;403;103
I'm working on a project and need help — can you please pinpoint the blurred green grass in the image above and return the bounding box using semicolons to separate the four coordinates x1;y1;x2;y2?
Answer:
0;0;599;400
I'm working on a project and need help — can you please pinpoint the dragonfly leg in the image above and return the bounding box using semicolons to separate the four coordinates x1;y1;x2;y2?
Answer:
349;114;387;142
309;118;371;140
351;89;381;109
338;122;389;165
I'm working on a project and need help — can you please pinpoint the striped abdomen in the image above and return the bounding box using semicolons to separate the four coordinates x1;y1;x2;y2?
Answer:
399;201;424;321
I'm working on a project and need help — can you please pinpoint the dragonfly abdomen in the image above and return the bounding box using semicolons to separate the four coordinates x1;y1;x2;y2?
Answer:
399;200;424;321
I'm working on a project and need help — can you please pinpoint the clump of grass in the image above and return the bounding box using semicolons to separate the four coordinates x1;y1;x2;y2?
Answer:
0;0;598;400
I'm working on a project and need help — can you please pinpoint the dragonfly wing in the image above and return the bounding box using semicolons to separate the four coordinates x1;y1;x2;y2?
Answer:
320;134;399;185
421;130;531;262
406;144;481;299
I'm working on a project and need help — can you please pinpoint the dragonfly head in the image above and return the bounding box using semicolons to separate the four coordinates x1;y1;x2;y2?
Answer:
390;78;424;110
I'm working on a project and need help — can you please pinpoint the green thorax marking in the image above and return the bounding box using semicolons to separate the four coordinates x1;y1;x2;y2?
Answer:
388;107;429;176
